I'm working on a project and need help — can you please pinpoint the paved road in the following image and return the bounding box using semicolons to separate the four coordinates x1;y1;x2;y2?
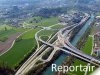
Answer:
15;13;100;75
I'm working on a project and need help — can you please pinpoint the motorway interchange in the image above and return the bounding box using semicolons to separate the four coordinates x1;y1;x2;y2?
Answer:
15;13;100;75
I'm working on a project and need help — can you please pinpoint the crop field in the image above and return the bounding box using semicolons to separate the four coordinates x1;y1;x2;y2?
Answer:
0;16;59;67
0;28;40;67
0;25;27;42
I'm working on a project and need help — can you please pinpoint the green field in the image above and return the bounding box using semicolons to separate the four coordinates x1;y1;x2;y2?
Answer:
80;36;92;54
0;28;40;67
0;25;12;31
22;16;59;27
0;28;56;67
38;30;55;36
0;16;59;67
0;25;28;42
51;24;64;29
0;25;15;42
68;36;93;75
0;16;58;67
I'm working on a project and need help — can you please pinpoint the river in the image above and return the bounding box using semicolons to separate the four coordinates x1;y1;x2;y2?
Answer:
42;14;94;75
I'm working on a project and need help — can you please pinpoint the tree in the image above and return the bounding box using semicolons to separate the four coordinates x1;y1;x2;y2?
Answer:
4;27;7;31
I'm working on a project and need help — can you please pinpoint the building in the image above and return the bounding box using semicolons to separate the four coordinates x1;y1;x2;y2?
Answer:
94;32;100;57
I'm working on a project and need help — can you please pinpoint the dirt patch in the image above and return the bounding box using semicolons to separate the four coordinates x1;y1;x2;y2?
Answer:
0;32;22;53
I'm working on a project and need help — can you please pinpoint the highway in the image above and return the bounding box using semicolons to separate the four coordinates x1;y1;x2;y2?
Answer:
15;13;100;75
15;23;62;75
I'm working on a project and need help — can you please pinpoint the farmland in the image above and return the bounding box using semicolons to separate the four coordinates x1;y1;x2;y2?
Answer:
0;28;40;67
0;16;59;67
